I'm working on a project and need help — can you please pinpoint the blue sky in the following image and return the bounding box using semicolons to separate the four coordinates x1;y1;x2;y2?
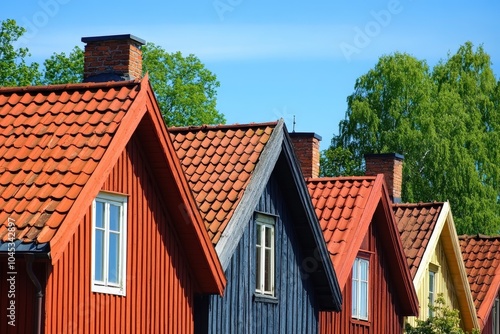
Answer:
3;1;499;150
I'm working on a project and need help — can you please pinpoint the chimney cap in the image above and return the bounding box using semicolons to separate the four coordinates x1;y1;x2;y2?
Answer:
288;132;322;141
81;34;146;45
364;152;404;161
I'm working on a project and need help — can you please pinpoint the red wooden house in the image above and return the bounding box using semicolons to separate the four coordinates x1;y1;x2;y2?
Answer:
291;135;419;333
0;35;225;334
460;235;500;333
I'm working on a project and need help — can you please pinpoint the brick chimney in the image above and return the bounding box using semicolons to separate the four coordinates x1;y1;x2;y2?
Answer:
81;34;145;83
289;132;322;178
365;153;404;203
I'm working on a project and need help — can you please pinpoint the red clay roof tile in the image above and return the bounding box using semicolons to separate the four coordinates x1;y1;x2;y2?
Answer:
0;80;140;244
393;202;443;279
460;235;500;327
306;176;376;272
169;122;277;243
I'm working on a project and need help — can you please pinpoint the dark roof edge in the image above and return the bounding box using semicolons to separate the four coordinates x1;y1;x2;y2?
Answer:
288;132;322;141
282;126;343;310
81;34;146;45
0;240;50;256
364;152;404;160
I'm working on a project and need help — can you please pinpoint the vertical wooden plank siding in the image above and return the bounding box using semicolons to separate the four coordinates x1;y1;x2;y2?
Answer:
43;136;196;334
0;260;46;334
483;312;493;334
320;218;405;334
199;174;319;334
406;238;460;328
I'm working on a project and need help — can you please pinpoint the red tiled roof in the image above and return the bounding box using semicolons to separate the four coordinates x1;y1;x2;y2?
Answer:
0;80;140;245
460;235;500;328
0;77;226;294
307;175;419;316
393;202;443;278
307;177;376;268
169;122;276;244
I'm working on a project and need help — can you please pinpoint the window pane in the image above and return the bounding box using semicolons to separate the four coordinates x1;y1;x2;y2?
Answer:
264;248;272;292
108;232;120;284
360;281;368;318
265;226;273;248
352;279;358;316
256;225;262;246
353;259;358;277
95;201;105;228
94;229;104;281
109;204;120;232
361;259;368;281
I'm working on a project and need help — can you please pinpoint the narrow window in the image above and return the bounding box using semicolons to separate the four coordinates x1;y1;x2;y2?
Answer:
429;269;437;317
92;192;128;296
352;257;369;320
255;213;275;296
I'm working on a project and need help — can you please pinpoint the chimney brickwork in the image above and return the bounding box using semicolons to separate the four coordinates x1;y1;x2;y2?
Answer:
289;132;322;179
364;153;404;203
82;34;145;82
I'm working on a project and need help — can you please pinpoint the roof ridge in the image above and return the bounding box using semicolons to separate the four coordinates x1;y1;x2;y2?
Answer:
459;234;500;240
393;201;445;208
306;176;377;182
169;121;279;132
0;79;140;94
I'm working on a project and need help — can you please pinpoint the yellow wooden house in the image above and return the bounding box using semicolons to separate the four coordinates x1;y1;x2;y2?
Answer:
394;201;479;332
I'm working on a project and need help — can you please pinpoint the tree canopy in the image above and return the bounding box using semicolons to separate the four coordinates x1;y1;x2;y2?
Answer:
0;19;40;86
142;43;225;126
0;19;225;127
321;43;500;234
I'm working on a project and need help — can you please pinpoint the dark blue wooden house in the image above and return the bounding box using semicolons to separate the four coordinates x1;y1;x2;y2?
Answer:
170;120;342;333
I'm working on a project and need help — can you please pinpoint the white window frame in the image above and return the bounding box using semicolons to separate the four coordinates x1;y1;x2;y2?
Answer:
91;192;128;296
255;213;275;297
352;256;369;321
428;263;439;317
428;270;436;317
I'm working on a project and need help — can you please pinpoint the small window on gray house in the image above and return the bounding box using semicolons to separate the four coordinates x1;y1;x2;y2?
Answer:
255;213;275;296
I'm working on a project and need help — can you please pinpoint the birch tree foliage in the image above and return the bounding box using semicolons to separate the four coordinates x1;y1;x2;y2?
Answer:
321;43;500;234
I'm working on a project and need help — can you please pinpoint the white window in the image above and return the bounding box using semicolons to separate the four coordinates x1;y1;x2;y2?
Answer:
352;257;369;320
91;192;128;296
255;213;275;296
429;270;436;317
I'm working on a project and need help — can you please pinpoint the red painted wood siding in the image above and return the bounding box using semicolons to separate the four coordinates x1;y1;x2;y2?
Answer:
320;218;405;334
43;135;197;333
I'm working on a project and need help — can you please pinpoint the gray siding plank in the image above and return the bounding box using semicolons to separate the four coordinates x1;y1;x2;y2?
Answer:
204;174;320;333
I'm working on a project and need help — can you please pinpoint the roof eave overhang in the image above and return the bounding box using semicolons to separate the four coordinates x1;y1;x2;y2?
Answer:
376;177;420;316
0;241;50;259
282;126;342;311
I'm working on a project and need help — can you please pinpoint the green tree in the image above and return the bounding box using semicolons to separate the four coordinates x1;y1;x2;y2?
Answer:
322;44;500;234
0;19;40;86
41;46;83;84
0;19;225;127
142;43;225;126
405;295;480;334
